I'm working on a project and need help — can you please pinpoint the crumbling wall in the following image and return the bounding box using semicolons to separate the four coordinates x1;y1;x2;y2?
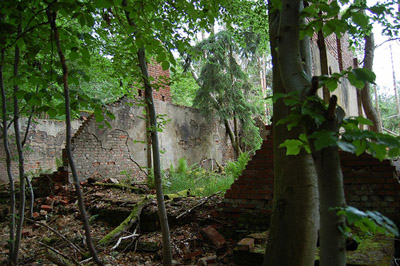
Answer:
70;97;234;182
219;128;400;230
0;118;80;183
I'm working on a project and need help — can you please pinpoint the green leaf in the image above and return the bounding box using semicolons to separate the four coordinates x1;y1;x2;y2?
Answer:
352;68;376;85
338;140;356;153
311;130;338;150
351;12;369;29
353;139;367;156
368;142;387;161
279;139;303;155
161;61;170;71
348;72;365;89
354;116;374;126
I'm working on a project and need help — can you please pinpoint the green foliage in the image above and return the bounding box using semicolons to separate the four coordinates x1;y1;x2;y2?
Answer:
335;206;399;242
274;80;400;161
225;152;250;179
170;62;199;107
163;157;237;197
193;30;263;152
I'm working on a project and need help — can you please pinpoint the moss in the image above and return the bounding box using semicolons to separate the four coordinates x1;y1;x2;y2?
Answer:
347;234;393;265
98;197;149;245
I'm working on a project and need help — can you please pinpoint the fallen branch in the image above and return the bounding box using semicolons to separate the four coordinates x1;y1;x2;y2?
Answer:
111;229;139;250
164;189;191;200
26;218;85;255
39;242;77;266
99;197;149;245
93;182;146;194
176;191;222;219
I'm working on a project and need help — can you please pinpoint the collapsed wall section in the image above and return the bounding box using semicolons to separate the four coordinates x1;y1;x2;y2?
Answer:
219;128;400;230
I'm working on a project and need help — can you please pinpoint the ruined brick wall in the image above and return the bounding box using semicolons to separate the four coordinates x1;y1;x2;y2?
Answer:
220;129;400;230
69;97;234;182
219;126;274;230
341;151;400;223
0;119;81;183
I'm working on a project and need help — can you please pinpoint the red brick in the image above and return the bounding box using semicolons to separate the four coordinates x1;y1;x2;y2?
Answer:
41;205;53;211
201;226;226;248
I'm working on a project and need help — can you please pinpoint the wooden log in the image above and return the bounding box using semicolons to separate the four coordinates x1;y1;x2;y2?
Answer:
98;197;149;245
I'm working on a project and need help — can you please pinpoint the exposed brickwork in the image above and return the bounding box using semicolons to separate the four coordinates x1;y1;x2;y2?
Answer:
146;63;172;102
0;119;81;182
71;126;146;182
220;126;400;230
218;126;274;230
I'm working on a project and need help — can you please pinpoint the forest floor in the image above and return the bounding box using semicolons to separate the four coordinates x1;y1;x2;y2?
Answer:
0;179;396;265
0;179;238;265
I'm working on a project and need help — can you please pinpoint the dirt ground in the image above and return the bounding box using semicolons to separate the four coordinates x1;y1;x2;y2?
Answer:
0;180;238;265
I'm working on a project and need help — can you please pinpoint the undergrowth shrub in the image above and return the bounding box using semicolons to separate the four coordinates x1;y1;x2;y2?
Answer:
163;154;249;197
225;152;250;179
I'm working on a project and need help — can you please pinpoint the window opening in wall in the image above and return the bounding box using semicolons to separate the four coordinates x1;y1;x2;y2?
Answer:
138;90;142;97
162;95;165;101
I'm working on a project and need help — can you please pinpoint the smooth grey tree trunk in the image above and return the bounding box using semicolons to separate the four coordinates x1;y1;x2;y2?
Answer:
308;96;347;266
362;33;382;133
264;1;319;265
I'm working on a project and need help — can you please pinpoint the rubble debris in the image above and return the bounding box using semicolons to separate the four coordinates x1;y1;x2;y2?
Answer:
201;225;226;249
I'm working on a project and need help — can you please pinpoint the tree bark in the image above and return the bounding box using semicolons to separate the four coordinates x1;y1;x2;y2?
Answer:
264;2;319;265
1;47;16;266
47;8;103;266
362;33;382;133
317;30;331;103
137;48;172;266
308;96;347;266
12;23;26;266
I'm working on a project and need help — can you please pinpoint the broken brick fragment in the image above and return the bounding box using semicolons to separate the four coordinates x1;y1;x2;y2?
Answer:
41;205;53;212
32;212;40;219
237;238;254;252
201;225;226;249
183;249;202;260
197;255;217;266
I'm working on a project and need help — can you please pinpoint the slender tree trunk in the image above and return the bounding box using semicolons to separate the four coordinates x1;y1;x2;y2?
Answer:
1;48;16;266
308;96;347;266
389;43;400;114
374;85;382;126
145;106;152;171
47;8;103;266
362;33;382;133
137;48;172;266
317;30;331;103
22;104;35;219
224;118;240;157
12;23;26;266
264;2;319;265
233;115;240;158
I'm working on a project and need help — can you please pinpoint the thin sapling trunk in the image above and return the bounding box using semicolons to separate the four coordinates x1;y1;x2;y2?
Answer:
1;47;16;266
137;48;172;266
47;8;103;266
12;23;26;266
